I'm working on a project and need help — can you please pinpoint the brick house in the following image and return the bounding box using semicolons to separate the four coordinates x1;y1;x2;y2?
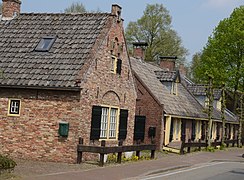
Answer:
0;0;136;163
131;45;239;152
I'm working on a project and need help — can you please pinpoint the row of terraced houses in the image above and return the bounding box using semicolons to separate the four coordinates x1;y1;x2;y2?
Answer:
0;0;240;163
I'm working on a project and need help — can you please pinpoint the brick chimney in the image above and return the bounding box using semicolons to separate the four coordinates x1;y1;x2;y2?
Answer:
159;56;177;71
2;0;21;20
178;63;187;76
132;42;148;60
111;4;122;22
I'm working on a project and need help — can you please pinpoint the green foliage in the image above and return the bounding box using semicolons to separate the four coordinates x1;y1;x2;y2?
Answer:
125;4;188;63
64;2;86;13
220;143;226;150
0;3;2;14
191;6;244;93
106;153;151;163
205;146;215;152
0;155;17;171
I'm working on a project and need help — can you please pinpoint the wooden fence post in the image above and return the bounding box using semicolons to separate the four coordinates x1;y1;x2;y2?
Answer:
117;140;123;163
136;150;140;158
187;139;191;153
99;140;106;167
77;137;83;164
151;139;155;159
180;137;185;155
198;139;201;151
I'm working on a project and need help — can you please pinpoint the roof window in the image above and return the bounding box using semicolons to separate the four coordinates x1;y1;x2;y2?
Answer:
35;36;56;52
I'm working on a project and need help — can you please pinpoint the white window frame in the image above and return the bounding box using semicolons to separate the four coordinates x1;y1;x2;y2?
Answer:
8;99;21;116
100;106;119;140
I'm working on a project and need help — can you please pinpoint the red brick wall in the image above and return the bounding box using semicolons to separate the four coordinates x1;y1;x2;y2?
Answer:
160;60;175;71
134;76;164;149
0;89;81;163
2;0;21;18
0;14;137;163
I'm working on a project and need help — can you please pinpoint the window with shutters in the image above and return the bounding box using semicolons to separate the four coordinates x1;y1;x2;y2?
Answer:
110;56;122;75
8;99;21;116
90;106;128;141
100;107;118;139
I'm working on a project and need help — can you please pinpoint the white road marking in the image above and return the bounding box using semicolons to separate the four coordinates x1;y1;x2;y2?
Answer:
142;162;225;180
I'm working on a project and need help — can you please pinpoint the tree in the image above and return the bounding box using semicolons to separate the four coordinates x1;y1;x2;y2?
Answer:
0;3;2;14
191;6;244;112
64;2;86;13
125;4;188;63
190;52;202;82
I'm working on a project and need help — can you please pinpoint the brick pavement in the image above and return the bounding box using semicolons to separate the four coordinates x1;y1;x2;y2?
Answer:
24;147;244;180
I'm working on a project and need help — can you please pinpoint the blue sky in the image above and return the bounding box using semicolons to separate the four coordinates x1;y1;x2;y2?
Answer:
21;0;243;61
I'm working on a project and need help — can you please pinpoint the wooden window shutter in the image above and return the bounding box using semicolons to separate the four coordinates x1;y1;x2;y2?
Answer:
90;106;102;140
118;109;128;140
134;116;146;141
169;120;174;142
116;59;122;75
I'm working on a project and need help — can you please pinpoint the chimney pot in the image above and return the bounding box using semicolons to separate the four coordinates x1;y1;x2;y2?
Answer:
111;4;122;22
159;56;177;71
132;42;148;60
2;0;21;20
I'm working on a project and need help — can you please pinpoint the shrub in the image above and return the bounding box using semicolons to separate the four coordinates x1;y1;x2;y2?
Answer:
0;155;17;171
206;146;215;152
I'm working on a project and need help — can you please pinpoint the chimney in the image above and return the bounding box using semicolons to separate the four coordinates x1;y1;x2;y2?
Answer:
159;56;177;71
179;63;187;76
132;42;148;60
111;4;122;22
2;0;21;20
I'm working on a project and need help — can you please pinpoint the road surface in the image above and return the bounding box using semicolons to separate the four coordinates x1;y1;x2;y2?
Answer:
141;161;244;180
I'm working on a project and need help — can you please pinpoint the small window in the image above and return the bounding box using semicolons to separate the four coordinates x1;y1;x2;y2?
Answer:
111;56;117;73
110;56;122;75
171;82;178;95
35;36;56;52
8;99;21;116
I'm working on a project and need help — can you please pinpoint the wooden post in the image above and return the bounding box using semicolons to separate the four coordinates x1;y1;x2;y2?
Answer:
77;137;83;164
151;150;155;159
180;137;185;155
187;139;191;153
117;140;123;163
136;150;140;158
198;139;201;151
99;140;106;167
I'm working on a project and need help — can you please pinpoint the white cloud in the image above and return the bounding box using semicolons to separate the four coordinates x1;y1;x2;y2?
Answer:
202;0;241;10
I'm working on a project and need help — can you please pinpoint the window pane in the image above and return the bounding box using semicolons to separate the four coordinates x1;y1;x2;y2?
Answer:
100;108;108;138
111;57;115;72
109;108;117;139
9;100;20;114
41;39;53;49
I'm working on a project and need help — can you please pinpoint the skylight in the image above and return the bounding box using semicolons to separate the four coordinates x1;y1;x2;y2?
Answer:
35;36;56;52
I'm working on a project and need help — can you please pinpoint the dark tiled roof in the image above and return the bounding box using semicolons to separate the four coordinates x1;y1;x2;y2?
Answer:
183;79;237;122
131;57;208;119
131;58;238;123
0;13;110;89
187;84;221;100
155;70;177;82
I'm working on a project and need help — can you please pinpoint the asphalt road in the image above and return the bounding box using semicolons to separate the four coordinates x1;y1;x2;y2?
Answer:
141;161;244;180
